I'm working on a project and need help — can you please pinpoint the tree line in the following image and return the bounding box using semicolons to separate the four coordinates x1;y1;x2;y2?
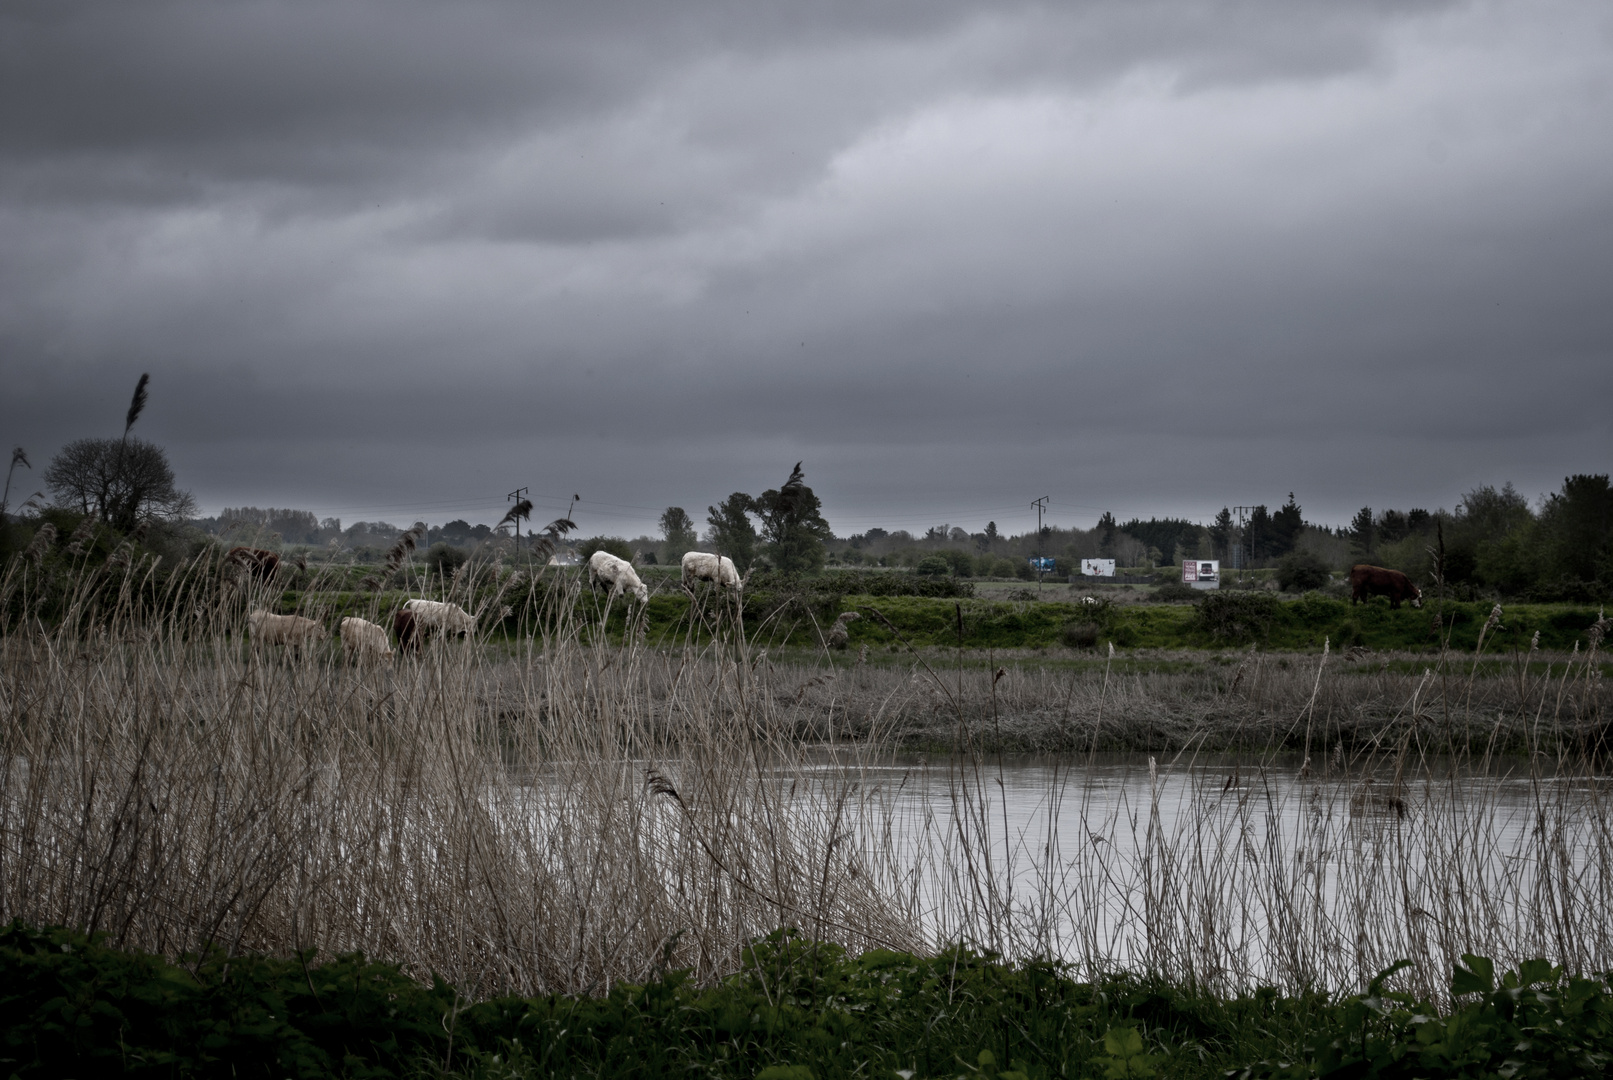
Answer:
5;379;1608;600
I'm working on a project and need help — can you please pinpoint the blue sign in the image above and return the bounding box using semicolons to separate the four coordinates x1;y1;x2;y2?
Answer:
1029;557;1056;572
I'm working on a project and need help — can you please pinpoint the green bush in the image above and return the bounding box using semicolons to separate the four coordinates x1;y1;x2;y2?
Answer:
1276;550;1332;593
915;555;950;577
1152;582;1201;603
6;922;1613;1080
424;541;468;577
1194;592;1281;642
1060;621;1101;648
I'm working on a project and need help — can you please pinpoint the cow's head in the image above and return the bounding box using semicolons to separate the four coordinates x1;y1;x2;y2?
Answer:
1410;585;1424;609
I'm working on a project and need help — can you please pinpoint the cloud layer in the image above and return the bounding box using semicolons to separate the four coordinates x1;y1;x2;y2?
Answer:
3;0;1610;536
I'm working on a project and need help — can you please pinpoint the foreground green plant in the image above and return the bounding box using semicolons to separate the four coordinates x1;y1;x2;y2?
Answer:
6;923;1613;1079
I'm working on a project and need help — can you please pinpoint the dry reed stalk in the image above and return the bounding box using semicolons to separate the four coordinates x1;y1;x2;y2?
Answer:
2;551;1610;1004
0;554;917;997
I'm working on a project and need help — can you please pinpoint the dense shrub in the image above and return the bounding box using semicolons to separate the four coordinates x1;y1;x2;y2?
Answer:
1195;592;1281;642
1152;581;1201;602
747;569;974;599
6;923;1613;1080
915;555;950;577
424;540;468;577
1061;620;1101;648
576;536;634;563
1277;550;1332;593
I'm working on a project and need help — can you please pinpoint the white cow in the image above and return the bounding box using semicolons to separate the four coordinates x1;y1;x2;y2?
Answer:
402;598;478;637
587;550;649;603
681;551;742;592
247;610;327;652
340;616;393;661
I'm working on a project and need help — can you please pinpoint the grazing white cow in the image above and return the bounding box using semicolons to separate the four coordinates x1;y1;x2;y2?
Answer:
587;550;649;603
401;598;477;637
681;551;742;592
247;610;327;652
340;616;393;661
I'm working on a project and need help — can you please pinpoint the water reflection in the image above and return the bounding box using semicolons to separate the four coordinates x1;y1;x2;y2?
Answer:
788;749;1613;993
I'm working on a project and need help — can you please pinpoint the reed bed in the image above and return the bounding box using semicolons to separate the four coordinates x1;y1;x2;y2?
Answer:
0;549;1609;1003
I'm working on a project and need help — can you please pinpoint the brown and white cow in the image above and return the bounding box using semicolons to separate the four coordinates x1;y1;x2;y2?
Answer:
1348;564;1423;609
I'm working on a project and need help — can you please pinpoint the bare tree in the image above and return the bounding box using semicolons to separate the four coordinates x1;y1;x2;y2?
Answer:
43;437;195;532
1112;531;1148;568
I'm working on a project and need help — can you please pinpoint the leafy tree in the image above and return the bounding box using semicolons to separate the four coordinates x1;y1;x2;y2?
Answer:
915;555;949;577
1209;507;1234;562
1349;506;1375;561
44;437;195;532
754;462;832;574
1117;517;1200;565
1538;474;1613;584
1270;494;1304;556
1377;509;1409;544
1458;483;1533;543
1247;505;1272;560
1096;511;1117;555
658;506;698;565
705;493;759;574
984;520;998;544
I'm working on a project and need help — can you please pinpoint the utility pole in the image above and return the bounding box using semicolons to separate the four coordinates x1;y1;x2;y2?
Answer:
1032;496;1049;591
507;487;529;557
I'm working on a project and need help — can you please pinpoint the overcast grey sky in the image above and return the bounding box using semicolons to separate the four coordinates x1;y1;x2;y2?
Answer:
3;0;1610;539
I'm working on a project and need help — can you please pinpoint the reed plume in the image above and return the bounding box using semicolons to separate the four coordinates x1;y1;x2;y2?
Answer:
123;373;150;438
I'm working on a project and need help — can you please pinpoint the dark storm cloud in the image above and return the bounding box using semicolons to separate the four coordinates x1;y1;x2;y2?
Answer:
2;0;1610;535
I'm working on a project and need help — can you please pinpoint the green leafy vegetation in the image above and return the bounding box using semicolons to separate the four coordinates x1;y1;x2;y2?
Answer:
6;923;1612;1079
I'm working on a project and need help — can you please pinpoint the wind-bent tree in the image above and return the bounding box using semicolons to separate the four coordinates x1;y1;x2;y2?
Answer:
44;437;195;532
754;462;832;574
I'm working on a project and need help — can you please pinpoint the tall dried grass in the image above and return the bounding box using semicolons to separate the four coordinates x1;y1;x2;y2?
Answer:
0;547;1609;1002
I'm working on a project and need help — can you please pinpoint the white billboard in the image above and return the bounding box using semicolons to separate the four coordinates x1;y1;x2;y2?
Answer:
1182;559;1220;590
1081;558;1116;577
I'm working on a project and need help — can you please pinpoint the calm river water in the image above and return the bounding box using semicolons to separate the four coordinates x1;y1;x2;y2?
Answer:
789;750;1612;989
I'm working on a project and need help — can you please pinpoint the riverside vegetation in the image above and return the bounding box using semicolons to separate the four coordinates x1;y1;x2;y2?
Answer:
2;543;1612;1076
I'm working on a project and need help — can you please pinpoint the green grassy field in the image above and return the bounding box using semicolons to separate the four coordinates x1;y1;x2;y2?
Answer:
485;582;1609;657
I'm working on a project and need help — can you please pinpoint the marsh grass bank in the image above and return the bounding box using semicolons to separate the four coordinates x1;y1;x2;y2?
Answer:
2;549;1612;1024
